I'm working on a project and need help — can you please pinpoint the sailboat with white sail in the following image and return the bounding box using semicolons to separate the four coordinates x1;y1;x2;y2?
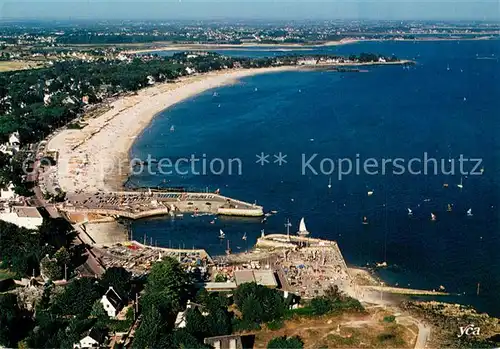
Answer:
457;177;464;189
467;208;473;217
297;217;310;237
242;233;247;241
218;229;225;239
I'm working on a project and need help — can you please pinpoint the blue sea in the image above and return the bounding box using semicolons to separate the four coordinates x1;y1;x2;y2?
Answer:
130;40;500;315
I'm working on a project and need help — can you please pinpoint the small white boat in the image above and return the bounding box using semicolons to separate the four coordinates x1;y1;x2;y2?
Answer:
213;92;218;97
467;208;473;217
457;177;463;189
327;177;332;189
362;216;369;225
170;125;175;132
447;64;450;71
367;190;374;196
431;213;437;221
407;208;413;216
219;229;225;239
376;261;387;268
254;87;258;92
242;233;247;241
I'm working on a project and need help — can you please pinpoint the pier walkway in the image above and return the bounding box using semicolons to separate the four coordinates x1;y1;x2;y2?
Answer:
61;191;264;219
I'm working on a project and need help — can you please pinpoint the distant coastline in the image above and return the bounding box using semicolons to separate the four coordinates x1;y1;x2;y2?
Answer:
123;36;498;55
124;39;359;54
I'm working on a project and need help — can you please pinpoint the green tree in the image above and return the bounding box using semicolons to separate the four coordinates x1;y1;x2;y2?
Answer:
100;267;132;299
186;308;209;340
170;329;209;349
40;255;63;281
91;300;109;328
214;273;227;282
267;336;304;349
51;278;100;316
54;246;71;265
132;308;164;349
145;258;191;311
140;289;173;317
234;282;285;324
125;307;135;323
205;307;232;337
0;294;32;347
241;295;264;323
0;221;41;277
310;297;331;315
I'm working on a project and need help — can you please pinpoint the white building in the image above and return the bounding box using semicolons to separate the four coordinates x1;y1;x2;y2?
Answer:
0;206;43;229
100;286;124;318
0;131;20;156
73;328;107;348
43;93;52;105
0;183;16;201
175;300;209;328
297;58;318;66
185;66;196;75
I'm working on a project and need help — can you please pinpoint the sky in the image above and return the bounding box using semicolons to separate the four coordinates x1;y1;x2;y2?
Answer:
0;0;499;21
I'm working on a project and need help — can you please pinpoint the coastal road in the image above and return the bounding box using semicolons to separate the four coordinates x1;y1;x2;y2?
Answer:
415;322;431;349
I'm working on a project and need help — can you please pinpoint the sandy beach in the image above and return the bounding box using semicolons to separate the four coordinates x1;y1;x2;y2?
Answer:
47;66;296;194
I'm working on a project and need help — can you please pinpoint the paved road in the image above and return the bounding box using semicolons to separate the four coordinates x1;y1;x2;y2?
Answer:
415;322;431;348
394;312;430;349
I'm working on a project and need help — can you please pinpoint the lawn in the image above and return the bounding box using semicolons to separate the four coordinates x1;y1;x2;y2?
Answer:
0;269;16;280
251;308;416;348
0;60;41;72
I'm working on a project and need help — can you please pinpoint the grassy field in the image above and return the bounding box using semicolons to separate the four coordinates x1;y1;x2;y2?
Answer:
0;60;41;72
251;308;417;348
0;269;15;280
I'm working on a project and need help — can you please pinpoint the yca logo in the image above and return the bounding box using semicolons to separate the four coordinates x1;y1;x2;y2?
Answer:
458;324;480;338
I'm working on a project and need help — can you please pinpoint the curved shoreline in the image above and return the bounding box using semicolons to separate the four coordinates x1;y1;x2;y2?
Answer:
124;39;359;54
47;66;297;193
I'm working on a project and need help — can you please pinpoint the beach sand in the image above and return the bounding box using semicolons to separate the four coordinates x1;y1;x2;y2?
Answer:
48;66;296;194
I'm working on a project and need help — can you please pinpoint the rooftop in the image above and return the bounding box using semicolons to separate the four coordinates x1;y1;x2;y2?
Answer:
234;269;277;288
204;282;237;291
104;286;123;309
12;206;42;219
